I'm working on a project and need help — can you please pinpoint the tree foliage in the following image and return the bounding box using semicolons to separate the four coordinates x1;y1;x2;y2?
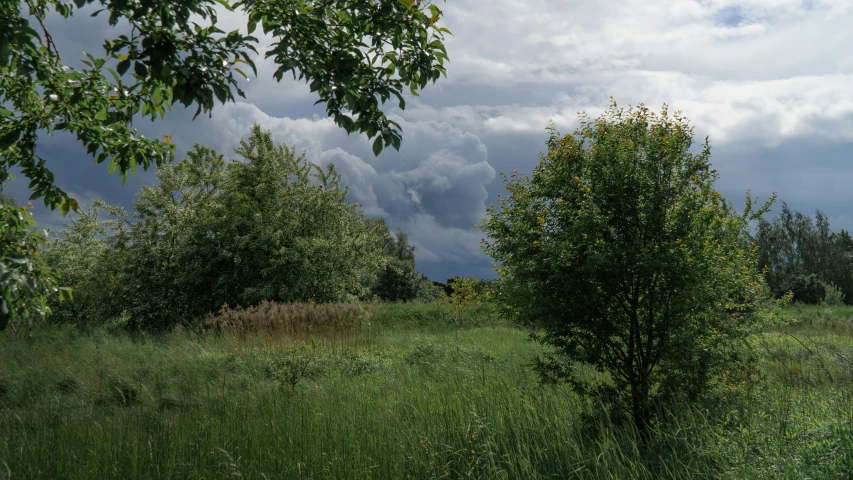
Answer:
756;203;853;304
373;229;418;301
480;102;770;434
1;0;450;212
0;202;69;333
43;200;131;327
46;125;428;329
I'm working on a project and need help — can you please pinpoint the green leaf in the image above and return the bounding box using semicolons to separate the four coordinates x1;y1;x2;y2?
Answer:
116;59;131;76
134;61;147;77
152;88;162;105
372;136;383;156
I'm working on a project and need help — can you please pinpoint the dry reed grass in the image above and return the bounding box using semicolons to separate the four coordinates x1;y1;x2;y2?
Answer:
202;301;374;346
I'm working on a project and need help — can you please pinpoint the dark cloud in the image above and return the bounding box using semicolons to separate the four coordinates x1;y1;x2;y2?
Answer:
10;0;853;282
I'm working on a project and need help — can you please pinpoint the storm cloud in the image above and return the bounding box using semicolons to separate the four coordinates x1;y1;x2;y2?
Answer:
10;0;853;281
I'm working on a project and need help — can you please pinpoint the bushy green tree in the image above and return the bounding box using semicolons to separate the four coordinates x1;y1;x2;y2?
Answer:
373;228;418;301
414;274;445;302
480;102;770;434
47;125;390;329
2;0;450;212
43;200;130;326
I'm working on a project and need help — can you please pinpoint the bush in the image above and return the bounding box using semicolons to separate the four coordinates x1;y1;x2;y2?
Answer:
823;282;845;306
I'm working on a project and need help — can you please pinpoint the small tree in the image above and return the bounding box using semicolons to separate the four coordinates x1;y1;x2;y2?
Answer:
373;228;419;302
480;102;771;435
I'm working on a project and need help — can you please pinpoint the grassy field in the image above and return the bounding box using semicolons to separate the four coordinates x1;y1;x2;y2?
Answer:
1;303;852;479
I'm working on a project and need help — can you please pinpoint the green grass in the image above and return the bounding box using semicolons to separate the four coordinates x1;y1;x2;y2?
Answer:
1;304;852;479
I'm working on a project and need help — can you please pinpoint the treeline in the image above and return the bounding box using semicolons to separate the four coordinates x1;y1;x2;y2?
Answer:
44;125;444;330
756;202;853;304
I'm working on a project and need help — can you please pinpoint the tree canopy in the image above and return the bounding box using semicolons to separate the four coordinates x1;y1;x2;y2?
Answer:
1;0;450;212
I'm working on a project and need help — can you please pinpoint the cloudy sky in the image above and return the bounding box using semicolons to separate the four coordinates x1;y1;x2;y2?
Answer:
9;0;853;282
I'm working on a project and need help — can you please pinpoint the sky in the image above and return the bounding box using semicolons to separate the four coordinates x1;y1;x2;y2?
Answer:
8;0;853;282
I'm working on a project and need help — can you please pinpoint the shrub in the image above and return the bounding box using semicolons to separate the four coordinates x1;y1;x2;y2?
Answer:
823;282;845;306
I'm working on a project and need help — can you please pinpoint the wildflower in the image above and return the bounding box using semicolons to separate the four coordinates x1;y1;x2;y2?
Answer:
48;94;58;101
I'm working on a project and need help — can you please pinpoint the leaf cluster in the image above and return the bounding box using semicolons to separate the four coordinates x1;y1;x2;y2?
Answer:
0;201;69;333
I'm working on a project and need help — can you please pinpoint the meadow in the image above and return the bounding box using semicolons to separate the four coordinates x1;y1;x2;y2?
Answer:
0;303;851;479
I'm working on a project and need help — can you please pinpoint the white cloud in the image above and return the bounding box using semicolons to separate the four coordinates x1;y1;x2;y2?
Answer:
195;102;497;276
32;0;853;279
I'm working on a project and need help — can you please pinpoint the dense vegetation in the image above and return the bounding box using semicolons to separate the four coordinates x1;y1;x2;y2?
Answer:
1;87;851;476
756;203;853;305
2;0;850;475
41;125;444;331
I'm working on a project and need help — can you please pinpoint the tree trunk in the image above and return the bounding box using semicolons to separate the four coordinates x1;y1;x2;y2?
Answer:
631;375;651;439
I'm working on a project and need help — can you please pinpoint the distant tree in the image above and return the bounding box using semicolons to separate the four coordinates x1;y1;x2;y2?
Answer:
0;192;16;207
480;102;771;435
373;228;418;301
756;204;853;304
414;274;445;302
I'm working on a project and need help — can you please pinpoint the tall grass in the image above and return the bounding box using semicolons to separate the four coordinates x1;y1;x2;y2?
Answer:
203;300;375;349
0;304;851;479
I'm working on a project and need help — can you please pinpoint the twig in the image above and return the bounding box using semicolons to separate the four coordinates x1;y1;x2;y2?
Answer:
24;0;62;65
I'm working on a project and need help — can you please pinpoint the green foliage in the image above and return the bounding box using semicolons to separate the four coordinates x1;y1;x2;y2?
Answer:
373;228;419;301
756;204;853;304
781;273;826;305
0;202;68;333
480;101;772;433
370;225;443;303
372;302;506;329
823;282;845;306
414;274;445;302
43;199;130;326
46;125;392;329
1;0;450;211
